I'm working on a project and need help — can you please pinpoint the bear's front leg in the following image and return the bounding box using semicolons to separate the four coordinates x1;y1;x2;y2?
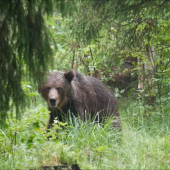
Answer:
47;111;56;131
47;110;65;131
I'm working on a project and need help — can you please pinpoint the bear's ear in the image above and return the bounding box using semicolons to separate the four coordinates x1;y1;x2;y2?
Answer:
64;70;75;82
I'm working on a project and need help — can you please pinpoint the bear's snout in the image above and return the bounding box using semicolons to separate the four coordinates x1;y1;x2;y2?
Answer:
48;88;59;108
49;98;56;107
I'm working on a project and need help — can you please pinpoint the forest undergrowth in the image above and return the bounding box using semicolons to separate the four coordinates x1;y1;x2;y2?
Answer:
0;95;170;169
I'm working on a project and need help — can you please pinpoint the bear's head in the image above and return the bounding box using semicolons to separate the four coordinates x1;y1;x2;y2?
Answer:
38;70;75;110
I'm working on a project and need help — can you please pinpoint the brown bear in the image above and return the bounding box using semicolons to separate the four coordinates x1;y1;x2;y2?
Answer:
38;70;121;130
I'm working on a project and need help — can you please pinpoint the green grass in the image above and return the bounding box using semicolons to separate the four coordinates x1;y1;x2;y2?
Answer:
1;98;170;169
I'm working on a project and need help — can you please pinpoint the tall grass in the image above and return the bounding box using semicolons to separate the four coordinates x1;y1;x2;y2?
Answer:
0;97;170;169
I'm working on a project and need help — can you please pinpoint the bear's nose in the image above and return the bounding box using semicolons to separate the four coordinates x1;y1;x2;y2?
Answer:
49;99;56;107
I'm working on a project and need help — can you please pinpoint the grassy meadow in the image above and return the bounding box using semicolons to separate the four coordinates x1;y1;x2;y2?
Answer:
0;96;170;169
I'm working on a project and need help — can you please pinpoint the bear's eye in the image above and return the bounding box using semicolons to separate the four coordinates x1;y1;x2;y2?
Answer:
56;87;62;92
47;87;51;91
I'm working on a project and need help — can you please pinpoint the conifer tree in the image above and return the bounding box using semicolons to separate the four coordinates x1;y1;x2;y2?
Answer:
0;0;76;126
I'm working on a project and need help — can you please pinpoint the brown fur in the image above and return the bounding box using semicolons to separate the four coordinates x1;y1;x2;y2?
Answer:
38;70;121;129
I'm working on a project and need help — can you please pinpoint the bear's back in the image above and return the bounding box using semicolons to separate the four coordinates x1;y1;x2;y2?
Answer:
71;72;118;118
